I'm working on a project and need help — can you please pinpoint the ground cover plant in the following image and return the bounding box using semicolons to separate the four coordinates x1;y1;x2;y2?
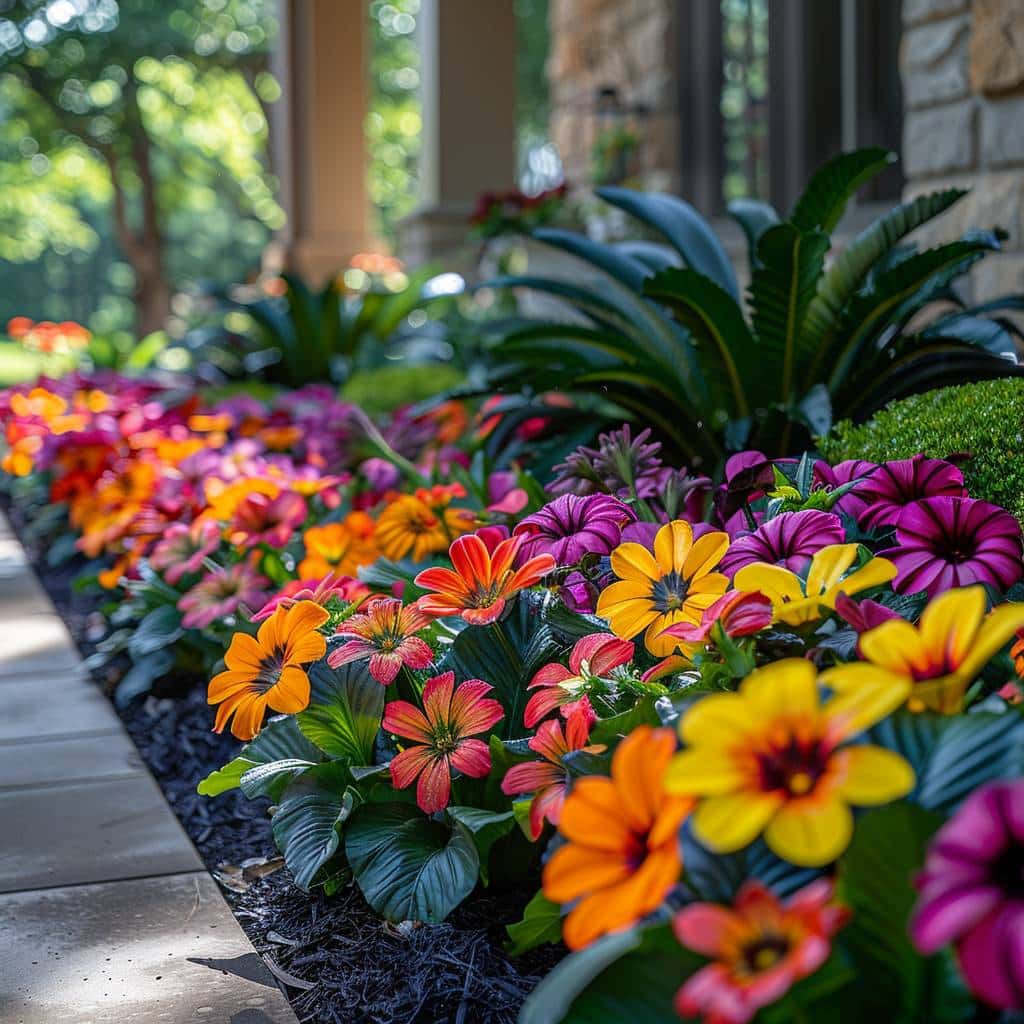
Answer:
5;362;1024;1023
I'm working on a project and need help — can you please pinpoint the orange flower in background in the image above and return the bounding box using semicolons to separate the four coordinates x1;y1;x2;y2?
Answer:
1012;630;1024;679
257;424;303;451
203;477;281;523
298;515;378;578
542;725;694;950
2;434;43;476
208;600;329;740
374;490;474;562
415;531;555;625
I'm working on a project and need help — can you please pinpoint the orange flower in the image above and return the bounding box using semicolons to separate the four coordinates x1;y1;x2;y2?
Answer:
208;601;329;740
374;492;473;562
542;725;694;950
298;517;378;578
415;532;555;625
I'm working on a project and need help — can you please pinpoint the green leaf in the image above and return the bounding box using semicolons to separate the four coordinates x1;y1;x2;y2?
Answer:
790;147;895;234
644;267;759;417
445;806;515;885
520;923;701;1024
588;695;662;746
837;802;972;1023
123;330;169;370
749;222;830;401
726;198;780;268
345;802;480;923
596;187;739;298
114;648;174;707
239;758;318;799
197;715;324;798
272;765;357;890
297;658;385;763
128;604;183;659
506;889;564;956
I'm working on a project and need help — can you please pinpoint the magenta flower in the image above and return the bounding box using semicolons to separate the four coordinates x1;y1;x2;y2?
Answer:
661;589;773;644
513;493;636;567
881;496;1024;597
833;592;902;634
720;509;845;577
813;458;879;521
251;573;370;622
912;779;1024;1010
714;450;775;526
227;490;308;549
177;560;270;629
148;519;221;585
857;455;967;531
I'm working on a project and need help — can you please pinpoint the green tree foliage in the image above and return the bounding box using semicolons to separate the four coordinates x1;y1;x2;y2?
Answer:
0;0;282;334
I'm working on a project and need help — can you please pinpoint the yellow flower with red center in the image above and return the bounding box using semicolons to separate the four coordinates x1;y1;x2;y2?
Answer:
596;520;730;656
542;725;694;950
298;516;378;579
374;489;474;562
822;585;1024;715
208;601;329;740
203;477;281;524
733;543;897;628
664;658;914;867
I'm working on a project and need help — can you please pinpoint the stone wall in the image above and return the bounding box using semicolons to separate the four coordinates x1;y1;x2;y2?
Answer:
546;0;680;193
901;0;1024;300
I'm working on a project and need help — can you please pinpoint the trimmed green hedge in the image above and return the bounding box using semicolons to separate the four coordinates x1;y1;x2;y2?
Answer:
819;377;1024;525
341;363;466;416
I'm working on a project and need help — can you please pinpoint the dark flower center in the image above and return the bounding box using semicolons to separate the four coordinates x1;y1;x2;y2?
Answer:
757;737;829;797
255;647;286;691
932;534;978;565
651;571;689;613
990;844;1024;898
740;934;791;974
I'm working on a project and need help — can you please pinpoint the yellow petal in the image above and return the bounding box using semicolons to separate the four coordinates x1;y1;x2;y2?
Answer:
805;544;859;596
683;531;729;581
826;556;898;605
954;600;1024;682
859;618;929;676
653;520;693;575
764;796;853;867
820;663;913;735
679;692;757;747
734;563;805;605
663;749;749;796
692;791;784;853
919;587;985;671
741;659;820;721
831;745;915;805
609;542;660;582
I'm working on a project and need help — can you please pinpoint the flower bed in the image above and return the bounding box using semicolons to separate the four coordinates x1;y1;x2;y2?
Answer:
4;370;1024;1024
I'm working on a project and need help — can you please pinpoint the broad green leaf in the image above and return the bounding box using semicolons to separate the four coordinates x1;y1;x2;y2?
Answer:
790;147;895;234
505;890;563;956
597;186;740;298
726;198;780;268
297;658;385;763
272;764;356;890
128;604;183;659
445;805;515;885
345;802;479;923
239;758;317;799
837;802;972;1023
114;648;174;707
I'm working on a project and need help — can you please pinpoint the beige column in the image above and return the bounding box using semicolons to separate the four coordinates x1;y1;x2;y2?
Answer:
267;0;370;284
398;0;518;268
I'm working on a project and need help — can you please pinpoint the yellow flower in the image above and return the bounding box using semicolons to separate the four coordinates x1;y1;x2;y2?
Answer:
734;544;896;628
822;586;1024;715
374;494;473;563
596;521;730;656
663;658;914;867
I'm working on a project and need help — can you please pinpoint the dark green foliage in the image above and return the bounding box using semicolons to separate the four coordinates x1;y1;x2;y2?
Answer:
486;149;1024;468
820;377;1024;525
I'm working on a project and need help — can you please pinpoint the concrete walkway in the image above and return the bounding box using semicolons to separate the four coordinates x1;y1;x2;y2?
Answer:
0;512;299;1024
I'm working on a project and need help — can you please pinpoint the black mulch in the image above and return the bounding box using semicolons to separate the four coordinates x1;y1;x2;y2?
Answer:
11;509;562;1023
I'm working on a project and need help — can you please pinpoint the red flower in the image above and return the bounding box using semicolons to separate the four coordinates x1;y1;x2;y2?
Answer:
383;671;504;813
524;632;633;728
501;709;601;839
327;597;434;685
673;879;850;1024
661;590;773;645
414;532;555;625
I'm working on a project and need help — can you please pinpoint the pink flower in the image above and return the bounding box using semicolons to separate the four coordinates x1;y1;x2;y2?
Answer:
912;779;1024;1010
327;597;434;685
524;632;633;728
228;490;308;549
251;573;370;622
501;709;599;839
813;458;879;520
148;519;221;585
661;590;773;644
177;560;270;629
383;672;504;813
513;493;636;567
833;592;902;635
856;454;967;531
720;509;845;577
881;496;1024;597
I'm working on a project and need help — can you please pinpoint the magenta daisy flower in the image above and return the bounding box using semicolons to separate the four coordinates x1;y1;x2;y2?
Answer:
513;493;636;567
881;496;1023;597
857;454;966;531
912;779;1024;1010
720;509;844;577
177;560;270;629
148;519;221;585
327;597;434;685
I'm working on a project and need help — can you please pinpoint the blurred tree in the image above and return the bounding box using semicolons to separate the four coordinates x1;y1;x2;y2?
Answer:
0;0;283;335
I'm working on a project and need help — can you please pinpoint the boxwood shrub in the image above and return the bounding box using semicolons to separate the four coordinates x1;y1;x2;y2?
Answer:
819;377;1024;525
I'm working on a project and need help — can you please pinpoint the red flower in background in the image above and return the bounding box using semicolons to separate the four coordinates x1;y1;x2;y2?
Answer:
661;589;773;645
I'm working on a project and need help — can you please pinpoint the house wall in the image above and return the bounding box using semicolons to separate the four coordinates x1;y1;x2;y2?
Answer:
900;0;1024;300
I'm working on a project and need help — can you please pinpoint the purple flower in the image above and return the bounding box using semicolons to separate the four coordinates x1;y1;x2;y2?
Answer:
813;459;879;521
360;457;401;492
714;450;775;525
833;592;902;635
857;455;966;531
720;509;845;577
547;425;663;497
881;496;1023;597
513;494;636;567
912;779;1024;1010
